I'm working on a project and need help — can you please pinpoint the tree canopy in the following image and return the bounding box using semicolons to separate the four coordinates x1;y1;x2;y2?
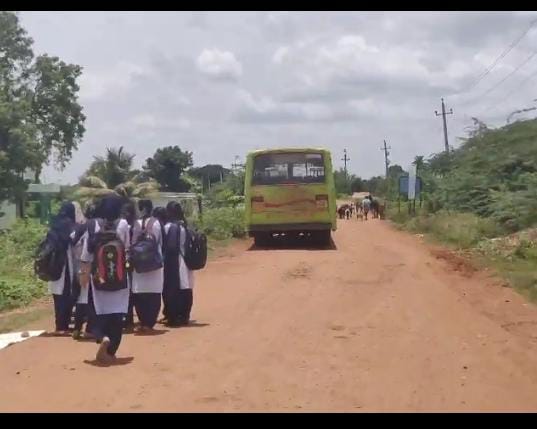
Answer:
0;11;86;201
143;145;193;192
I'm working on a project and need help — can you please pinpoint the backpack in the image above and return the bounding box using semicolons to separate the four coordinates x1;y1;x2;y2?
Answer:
91;219;128;292
165;222;207;271
129;217;163;274
184;227;207;270
34;230;67;282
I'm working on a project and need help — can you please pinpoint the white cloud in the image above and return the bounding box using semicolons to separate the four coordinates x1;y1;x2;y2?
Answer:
130;114;190;130
78;62;147;101
196;48;243;81
272;46;290;64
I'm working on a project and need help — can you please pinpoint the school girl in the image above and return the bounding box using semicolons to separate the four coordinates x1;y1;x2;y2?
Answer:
131;199;164;332
163;201;195;327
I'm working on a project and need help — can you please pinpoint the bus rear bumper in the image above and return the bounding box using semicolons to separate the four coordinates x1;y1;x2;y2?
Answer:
247;223;333;236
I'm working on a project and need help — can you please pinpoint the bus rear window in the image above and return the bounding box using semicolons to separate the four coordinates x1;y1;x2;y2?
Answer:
252;153;325;185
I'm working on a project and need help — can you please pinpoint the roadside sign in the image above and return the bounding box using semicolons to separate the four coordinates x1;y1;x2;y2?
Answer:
408;165;417;200
398;175;422;197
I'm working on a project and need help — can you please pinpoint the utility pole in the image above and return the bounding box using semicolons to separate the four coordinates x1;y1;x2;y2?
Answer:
341;149;350;179
435;98;453;152
380;140;391;178
231;155;244;173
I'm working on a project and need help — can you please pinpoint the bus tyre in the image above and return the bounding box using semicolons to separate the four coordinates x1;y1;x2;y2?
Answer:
254;233;271;247
314;230;331;246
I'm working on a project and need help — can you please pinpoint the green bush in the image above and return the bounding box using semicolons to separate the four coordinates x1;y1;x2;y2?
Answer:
388;208;502;249
197;207;246;241
0;219;47;311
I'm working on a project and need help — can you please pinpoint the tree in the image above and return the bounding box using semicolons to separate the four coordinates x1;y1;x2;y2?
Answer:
0;12;86;201
85;146;135;188
143;146;193;192
189;164;230;191
350;176;366;193
334;168;355;195
413;156;425;175
76;146;158;204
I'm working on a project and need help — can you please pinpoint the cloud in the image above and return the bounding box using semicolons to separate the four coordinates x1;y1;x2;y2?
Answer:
78;61;147;101
19;11;537;185
272;46;290;64
130;114;191;131
196;48;243;81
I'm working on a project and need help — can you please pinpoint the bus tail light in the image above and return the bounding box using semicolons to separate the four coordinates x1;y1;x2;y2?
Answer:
251;196;264;203
316;194;328;209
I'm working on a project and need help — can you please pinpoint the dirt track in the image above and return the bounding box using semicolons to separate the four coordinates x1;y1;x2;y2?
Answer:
1;218;537;412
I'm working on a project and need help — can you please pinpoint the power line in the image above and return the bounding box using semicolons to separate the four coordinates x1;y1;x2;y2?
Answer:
477;51;537;99
464;18;537;93
480;66;537;115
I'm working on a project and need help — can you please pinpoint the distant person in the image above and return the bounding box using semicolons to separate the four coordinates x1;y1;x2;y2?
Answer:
80;194;131;364
362;197;371;220
43;202;76;336
152;206;168;254
371;198;379;219
163;201;195;327
131;199;164;333
72;203;98;340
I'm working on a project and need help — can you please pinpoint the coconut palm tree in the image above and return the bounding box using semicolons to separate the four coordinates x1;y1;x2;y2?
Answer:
413;155;425;175
86;146;136;188
74;147;159;205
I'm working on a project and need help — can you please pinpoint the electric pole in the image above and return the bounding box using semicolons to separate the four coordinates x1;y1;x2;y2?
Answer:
380;140;391;178
341;149;350;179
435;98;453;152
231;155;244;172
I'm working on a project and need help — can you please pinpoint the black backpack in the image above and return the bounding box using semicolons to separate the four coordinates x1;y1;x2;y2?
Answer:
90;219;128;292
166;222;207;271
129;217;163;274
34;230;67;282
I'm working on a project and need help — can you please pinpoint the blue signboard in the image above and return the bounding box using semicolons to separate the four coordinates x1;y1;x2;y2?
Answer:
398;175;422;198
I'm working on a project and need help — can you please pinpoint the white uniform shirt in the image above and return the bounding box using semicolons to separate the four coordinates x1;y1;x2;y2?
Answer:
131;217;164;294
80;219;131;315
164;222;195;290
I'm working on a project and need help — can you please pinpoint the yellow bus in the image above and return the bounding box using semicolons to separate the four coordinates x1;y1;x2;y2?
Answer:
244;148;337;246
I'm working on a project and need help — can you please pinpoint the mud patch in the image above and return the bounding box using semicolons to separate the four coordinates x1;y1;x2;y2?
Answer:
283;262;313;280
430;249;477;277
501;321;537;339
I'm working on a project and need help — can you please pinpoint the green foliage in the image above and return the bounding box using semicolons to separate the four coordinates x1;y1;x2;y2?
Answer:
205;172;245;208
76;147;159;205
143;146;194;192
85;146;135;189
419;118;537;232
0;219;47;311
0;12;85;202
196;207;246;241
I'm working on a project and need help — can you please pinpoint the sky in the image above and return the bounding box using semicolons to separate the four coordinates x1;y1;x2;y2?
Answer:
19;11;537;185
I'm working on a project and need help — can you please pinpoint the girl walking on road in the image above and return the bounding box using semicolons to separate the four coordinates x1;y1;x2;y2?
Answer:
48;202;77;336
131;199;164;332
163;201;195;327
80;195;131;364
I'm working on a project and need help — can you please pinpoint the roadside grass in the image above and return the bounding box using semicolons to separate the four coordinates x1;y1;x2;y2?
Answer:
387;204;537;302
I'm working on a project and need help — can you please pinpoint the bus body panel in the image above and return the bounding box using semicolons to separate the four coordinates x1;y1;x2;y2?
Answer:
244;148;337;234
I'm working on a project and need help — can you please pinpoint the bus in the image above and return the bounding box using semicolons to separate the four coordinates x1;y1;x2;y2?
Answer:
244;148;337;246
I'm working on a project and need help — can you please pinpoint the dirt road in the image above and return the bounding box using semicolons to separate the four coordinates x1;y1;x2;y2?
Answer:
1;219;537;412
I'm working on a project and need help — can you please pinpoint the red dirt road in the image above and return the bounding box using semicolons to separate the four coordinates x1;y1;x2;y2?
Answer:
1;219;537;412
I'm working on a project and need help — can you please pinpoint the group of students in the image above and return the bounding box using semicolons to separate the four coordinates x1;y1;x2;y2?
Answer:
45;194;195;364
